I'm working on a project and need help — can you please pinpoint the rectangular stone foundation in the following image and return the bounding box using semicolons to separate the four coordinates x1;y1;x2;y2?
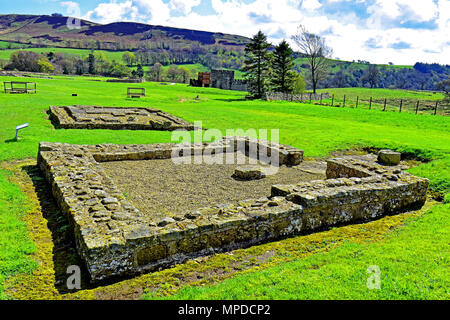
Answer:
37;139;428;282
49;105;197;131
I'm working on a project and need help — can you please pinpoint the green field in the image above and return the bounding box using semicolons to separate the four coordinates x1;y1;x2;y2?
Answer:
0;47;125;62
315;87;447;115
0;41;31;50
0;75;448;300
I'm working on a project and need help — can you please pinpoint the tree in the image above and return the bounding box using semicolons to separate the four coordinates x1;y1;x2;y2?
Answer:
88;53;96;74
292;25;333;93
122;51;136;66
94;51;107;63
5;51;41;72
75;59;86;75
436;78;450;102
361;65;380;88
106;61;131;78
136;64;144;79
179;66;190;83
243;31;271;98
37;57;55;73
271;40;296;93
292;72;306;94
167;65;180;82
151;63;163;81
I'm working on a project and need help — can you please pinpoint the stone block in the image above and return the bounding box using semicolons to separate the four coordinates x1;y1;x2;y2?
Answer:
378;149;401;165
234;165;266;180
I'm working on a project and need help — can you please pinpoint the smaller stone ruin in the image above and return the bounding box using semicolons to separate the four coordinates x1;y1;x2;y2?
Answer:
49;105;198;131
190;70;248;91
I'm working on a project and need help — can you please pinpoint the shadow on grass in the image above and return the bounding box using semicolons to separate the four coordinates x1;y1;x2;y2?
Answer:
21;165;146;294
22;165;93;294
213;98;250;102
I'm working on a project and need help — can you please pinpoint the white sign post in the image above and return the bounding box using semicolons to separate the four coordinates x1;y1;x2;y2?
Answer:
15;123;29;140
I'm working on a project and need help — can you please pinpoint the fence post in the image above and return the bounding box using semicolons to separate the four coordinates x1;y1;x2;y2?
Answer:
415;100;419;114
383;98;387;111
369;97;372;110
434;101;438;115
331;94;334;107
343;95;346;107
309;93;312;103
399;99;403;113
356;96;359;108
320;93;322;104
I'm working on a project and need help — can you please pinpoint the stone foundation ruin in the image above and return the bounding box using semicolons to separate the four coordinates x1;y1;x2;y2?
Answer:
37;138;428;282
49;105;197;131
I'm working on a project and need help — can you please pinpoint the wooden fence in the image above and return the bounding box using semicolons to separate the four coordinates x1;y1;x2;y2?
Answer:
299;93;448;116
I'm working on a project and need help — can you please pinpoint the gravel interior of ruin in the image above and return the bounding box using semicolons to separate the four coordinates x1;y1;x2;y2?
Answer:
100;153;327;216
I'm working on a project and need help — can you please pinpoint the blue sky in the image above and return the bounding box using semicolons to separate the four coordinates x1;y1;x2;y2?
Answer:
1;0;449;65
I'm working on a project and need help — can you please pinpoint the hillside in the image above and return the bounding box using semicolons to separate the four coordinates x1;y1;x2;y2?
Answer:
0;14;250;50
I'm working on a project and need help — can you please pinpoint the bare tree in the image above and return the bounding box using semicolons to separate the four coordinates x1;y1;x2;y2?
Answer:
436;77;450;103
292;25;333;93
362;65;380;88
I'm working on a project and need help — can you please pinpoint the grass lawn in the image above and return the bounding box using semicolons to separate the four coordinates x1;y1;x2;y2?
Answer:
144;203;449;300
0;75;448;299
315;88;447;115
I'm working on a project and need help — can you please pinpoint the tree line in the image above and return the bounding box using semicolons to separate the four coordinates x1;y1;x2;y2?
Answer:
2;49;201;83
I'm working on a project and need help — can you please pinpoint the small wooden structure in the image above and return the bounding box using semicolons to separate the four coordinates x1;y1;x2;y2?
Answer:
127;87;145;98
3;82;37;94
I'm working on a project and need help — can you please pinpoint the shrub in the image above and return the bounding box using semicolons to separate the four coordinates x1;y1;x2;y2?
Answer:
5;51;41;72
37;57;55;73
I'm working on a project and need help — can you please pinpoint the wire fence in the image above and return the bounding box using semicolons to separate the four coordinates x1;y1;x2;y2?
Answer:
303;93;449;116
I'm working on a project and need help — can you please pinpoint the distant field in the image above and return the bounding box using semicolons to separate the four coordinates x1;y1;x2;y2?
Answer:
0;47;125;62
0;41;30;49
0;75;448;300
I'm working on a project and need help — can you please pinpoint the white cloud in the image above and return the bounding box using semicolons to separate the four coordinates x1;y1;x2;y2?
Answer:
367;0;439;28
84;1;134;24
80;0;449;65
169;0;201;15
302;0;322;11
61;1;81;16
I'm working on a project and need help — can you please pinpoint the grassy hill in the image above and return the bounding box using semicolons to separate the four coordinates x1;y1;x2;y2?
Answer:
0;14;250;50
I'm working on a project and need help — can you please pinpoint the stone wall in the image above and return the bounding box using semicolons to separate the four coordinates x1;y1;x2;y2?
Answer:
231;79;249;91
37;139;428;282
211;69;248;92
265;92;330;102
106;79;145;83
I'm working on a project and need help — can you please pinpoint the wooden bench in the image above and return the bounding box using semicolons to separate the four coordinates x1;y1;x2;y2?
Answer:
4;82;37;94
127;87;145;98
